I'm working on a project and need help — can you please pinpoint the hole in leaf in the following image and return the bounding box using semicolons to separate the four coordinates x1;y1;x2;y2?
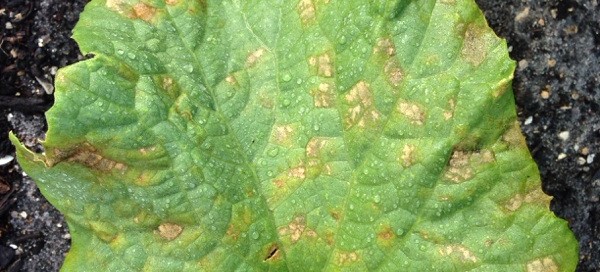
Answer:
264;244;279;261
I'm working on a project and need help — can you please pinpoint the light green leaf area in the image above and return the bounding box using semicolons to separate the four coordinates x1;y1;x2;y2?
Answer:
12;0;578;271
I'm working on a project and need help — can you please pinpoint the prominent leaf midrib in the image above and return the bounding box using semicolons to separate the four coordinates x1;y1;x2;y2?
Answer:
158;3;289;268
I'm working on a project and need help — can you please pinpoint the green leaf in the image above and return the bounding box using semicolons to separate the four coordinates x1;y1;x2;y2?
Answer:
12;0;578;271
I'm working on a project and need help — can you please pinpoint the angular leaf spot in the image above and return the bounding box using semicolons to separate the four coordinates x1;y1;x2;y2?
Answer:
461;24;489;66
297;0;316;25
397;101;425;125
345;81;381;128
288;166;306;179
384;59;404;88
336;251;360;265
225;75;237;85
311;82;335;108
309;53;334;78
306;137;327;157
278;216;306;243
106;0;128;15
444;150;494;183
246;48;266;67
157;223;183;241
504;187;552;212
13;0;578;270
439;245;478;263
377;226;395;242
444;99;456;120
133;3;157;22
374;37;396;57
502;121;528;148
400;144;417;167
271;124;296;146
527;257;559;272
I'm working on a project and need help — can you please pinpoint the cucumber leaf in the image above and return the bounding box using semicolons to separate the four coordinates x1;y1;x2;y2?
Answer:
12;0;578;271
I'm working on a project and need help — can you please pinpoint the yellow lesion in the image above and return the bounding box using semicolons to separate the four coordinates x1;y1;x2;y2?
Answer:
246;48;266;67
439;244;479;263
400;144;417;167
527;257;559;272
504;186;552;212
297;0;316;25
335;251;360;265
461;24;492;66
105;0;158;23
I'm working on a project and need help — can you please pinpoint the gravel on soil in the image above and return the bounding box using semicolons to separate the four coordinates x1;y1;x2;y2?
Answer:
0;0;598;271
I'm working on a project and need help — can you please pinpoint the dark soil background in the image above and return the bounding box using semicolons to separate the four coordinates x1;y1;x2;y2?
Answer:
0;0;598;271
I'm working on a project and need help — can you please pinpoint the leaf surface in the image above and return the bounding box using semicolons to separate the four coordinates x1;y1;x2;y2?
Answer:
13;0;578;271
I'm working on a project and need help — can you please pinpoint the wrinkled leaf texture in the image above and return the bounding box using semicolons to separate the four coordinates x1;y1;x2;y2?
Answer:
13;0;578;271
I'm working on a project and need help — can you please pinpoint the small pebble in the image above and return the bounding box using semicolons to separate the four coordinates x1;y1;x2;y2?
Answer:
587;154;596;164
557;153;567;160
524;116;533;125
518;59;529;70
19;211;28;219
540;90;550;99
9;244;17;250
581;147;590;155
558;131;570;141
577;157;586;165
0;155;14;166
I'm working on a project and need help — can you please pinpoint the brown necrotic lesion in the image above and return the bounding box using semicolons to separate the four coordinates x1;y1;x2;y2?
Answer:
48;143;127;172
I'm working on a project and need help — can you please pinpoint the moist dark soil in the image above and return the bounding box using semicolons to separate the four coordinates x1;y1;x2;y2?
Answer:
0;0;598;271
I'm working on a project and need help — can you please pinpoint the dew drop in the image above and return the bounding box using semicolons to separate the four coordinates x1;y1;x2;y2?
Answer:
313;124;320;131
296;78;303;85
116;49;124;55
127;53;136;59
251;232;260;240
349;204;355;210
267;147;279;157
339;35;347;45
282;74;292;82
146;38;161;52
184;64;194;73
374;195;381;203
282;99;291;107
